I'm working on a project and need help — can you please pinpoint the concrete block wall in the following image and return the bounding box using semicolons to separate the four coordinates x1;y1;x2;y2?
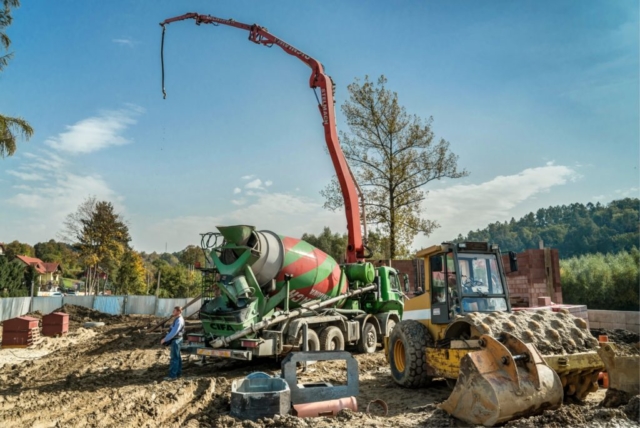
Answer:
588;310;640;333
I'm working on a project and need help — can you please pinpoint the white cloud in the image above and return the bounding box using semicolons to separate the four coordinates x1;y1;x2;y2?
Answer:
245;179;263;189
6;170;44;181
615;187;640;197
265;180;273;187
233;187;242;194
241;175;255;180
137;192;345;252
45;105;143;154
415;164;578;250
231;199;246;206
112;38;134;47
4;150;123;242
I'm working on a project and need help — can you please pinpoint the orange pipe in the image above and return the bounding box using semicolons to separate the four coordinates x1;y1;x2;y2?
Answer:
598;372;609;389
293;397;358;418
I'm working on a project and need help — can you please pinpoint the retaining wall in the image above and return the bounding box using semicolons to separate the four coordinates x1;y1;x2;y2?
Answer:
588;310;640;333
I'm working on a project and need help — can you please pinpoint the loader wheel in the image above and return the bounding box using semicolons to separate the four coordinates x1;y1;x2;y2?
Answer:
357;322;378;354
297;329;320;351
319;326;345;351
389;320;432;388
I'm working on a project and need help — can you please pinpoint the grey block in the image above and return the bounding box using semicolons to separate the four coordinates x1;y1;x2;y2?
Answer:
281;351;359;405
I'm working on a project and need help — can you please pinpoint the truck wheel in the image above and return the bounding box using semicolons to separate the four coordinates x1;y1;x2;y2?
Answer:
319;326;345;351
357;322;378;354
388;320;432;387
297;329;320;351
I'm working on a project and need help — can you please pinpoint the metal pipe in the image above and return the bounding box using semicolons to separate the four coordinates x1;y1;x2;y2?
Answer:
334;309;365;315
209;283;376;348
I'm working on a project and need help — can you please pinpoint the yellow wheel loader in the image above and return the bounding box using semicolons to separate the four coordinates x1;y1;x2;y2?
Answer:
385;242;604;426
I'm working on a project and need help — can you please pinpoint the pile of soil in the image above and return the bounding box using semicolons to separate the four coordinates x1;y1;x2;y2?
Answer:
591;328;640;356
505;403;635;428
53;303;127;325
591;328;639;345
456;309;599;355
0;310;634;428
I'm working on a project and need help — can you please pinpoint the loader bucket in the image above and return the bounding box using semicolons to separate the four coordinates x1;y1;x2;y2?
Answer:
598;343;640;405
441;333;563;426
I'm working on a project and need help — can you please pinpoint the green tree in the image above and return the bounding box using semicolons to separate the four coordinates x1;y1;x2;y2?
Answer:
155;263;199;298
301;227;347;262
0;255;24;296
4;240;34;259
0;0;33;158
115;250;146;295
62;197;131;294
34;239;80;275
321;75;468;258
177;245;207;268
561;248;639;311
456;198;639;257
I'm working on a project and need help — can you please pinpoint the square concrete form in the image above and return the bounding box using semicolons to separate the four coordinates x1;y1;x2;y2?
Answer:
230;372;291;421
2;316;40;348
281;350;359;405
42;312;69;337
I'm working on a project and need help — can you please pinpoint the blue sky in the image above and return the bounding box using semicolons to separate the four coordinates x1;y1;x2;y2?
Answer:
1;1;638;253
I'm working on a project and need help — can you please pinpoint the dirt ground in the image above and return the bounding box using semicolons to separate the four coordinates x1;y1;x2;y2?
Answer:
0;305;637;428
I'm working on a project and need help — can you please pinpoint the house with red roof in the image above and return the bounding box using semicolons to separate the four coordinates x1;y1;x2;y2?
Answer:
15;255;63;289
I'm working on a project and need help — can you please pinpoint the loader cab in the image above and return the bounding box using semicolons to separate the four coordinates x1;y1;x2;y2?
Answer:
427;242;511;325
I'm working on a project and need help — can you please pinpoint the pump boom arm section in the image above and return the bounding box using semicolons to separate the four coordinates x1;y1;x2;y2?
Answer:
160;13;364;262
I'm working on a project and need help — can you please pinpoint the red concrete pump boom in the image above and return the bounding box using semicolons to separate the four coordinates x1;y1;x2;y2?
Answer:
160;13;366;263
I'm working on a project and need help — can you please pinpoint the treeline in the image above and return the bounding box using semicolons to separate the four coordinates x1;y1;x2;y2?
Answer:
456;198;639;257
1;197;208;298
560;248;639;311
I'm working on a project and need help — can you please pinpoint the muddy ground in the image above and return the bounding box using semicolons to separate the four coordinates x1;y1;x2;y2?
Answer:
0;305;637;428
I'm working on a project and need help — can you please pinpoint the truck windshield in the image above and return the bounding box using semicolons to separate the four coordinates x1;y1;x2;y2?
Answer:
457;252;508;313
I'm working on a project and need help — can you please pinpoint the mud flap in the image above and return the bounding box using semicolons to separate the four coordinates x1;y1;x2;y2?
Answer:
440;333;563;426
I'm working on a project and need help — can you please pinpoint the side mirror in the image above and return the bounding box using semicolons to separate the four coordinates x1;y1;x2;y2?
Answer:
430;257;443;272
509;251;518;272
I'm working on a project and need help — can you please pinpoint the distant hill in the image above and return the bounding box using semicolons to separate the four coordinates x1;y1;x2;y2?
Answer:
455;198;639;258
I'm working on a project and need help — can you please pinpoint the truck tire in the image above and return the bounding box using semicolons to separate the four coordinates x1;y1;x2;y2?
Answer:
388;320;432;387
357;322;378;354
319;326;345;351
297;329;320;351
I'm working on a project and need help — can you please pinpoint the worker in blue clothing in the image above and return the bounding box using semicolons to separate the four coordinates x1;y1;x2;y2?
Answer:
160;306;185;381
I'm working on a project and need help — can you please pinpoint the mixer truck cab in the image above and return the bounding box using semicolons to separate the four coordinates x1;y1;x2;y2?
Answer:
184;225;405;361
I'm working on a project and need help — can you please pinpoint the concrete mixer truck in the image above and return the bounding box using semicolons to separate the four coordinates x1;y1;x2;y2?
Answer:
159;14;406;360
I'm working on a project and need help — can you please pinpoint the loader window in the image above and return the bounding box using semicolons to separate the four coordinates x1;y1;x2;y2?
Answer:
430;253;456;305
457;252;507;313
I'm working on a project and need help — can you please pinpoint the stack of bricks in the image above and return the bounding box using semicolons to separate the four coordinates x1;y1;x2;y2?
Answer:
1;316;40;348
503;248;563;307
370;259;425;297
42;312;70;337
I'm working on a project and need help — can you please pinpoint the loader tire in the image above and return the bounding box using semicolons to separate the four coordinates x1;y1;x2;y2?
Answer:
319;326;345;351
389;320;432;388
